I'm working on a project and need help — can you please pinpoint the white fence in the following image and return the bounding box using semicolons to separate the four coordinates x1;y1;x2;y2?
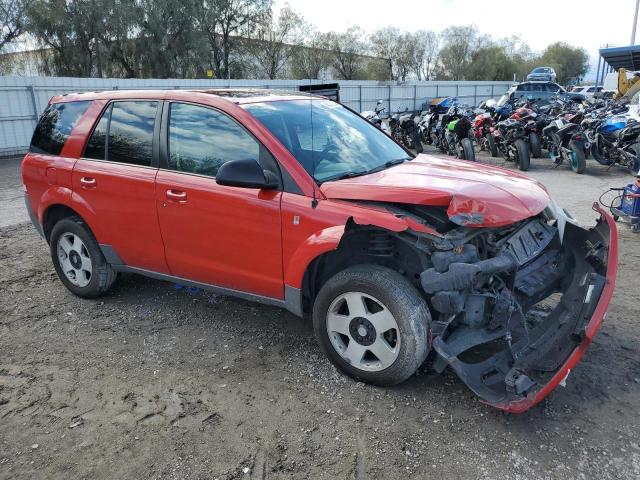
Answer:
0;76;512;156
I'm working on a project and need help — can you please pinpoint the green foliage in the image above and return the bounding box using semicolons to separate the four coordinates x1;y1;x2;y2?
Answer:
8;4;591;82
540;42;589;84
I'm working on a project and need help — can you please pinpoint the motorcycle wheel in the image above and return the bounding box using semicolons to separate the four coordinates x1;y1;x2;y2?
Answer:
515;139;530;171
590;140;609;164
486;134;498;157
569;143;586;174
529;132;542;158
412;130;423;153
460;138;476;161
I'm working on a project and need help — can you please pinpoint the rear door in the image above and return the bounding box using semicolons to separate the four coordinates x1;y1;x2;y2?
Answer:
72;100;169;273
155;101;283;298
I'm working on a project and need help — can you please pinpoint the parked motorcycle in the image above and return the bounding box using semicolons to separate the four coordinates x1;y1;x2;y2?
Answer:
472;110;498;157
389;110;423;153
361;100;390;134
491;118;531;171
541;118;588;174
590;115;640;172
432;104;475;161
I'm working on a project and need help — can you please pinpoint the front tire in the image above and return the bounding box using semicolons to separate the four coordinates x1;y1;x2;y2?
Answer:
411;129;423;153
529;132;542;158
460;137;476;161
312;265;431;387
50;216;117;298
486;133;498;157
515;139;531;171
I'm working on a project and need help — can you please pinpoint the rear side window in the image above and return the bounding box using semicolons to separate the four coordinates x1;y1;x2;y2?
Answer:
30;101;91;155
84;101;158;167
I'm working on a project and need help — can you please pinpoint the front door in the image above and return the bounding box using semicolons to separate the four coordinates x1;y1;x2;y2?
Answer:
155;102;283;299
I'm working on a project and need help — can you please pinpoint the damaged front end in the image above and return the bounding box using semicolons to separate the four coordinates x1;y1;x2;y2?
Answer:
406;202;617;412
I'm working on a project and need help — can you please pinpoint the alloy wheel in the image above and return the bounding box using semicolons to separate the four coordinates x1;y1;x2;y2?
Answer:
57;232;92;287
326;292;400;372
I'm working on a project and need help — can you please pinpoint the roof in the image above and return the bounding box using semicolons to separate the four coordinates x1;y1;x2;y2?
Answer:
600;45;640;71
51;88;317;105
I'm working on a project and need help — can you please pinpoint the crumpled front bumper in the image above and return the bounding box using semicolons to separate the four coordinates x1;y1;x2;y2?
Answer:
432;204;618;413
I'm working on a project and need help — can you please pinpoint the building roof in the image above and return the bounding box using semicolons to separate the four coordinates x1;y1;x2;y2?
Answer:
599;45;640;71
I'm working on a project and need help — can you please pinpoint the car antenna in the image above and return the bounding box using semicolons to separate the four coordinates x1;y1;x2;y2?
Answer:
310;80;318;209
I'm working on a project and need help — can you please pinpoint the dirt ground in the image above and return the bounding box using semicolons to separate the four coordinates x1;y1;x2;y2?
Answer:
1;151;639;480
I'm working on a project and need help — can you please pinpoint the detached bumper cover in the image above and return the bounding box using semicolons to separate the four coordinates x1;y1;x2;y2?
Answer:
432;204;618;413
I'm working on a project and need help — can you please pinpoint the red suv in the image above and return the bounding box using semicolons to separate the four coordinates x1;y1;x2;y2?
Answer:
22;89;617;412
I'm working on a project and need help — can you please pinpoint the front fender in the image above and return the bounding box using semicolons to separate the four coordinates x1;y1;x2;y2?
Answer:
284;225;346;289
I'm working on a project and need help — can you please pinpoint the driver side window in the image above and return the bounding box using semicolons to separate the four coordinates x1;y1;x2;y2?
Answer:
168;103;260;177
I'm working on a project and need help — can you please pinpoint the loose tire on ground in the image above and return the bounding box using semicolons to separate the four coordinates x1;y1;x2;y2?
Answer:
515;138;531;171
312;265;431;387
50;216;117;298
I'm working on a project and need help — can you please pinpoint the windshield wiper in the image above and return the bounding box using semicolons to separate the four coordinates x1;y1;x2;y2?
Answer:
317;158;409;184
364;157;409;174
317;169;369;183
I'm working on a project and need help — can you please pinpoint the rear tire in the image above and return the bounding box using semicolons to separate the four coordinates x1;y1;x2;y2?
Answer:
460;137;476;161
515;139;531;171
312;265;431;387
486;133;498;157
569;143;586;174
50;216;117;298
529;132;542;158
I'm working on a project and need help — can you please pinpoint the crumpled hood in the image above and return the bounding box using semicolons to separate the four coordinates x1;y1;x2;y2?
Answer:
320;154;550;228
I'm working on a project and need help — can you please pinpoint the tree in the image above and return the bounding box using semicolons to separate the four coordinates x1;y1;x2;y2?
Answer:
327;25;366;80
1;0;28;52
26;0;104;76
466;45;514;81
98;0;143;78
289;29;331;79
196;0;271;79
540;42;589;84
137;0;203;78
247;4;302;79
436;25;487;80
370;27;398;79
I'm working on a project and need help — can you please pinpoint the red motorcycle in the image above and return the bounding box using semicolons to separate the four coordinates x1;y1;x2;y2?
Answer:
472;112;498;157
510;107;542;158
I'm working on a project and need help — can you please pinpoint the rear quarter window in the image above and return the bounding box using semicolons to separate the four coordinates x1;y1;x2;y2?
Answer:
29;101;91;155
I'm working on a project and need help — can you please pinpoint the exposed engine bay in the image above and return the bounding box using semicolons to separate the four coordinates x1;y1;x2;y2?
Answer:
341;200;615;411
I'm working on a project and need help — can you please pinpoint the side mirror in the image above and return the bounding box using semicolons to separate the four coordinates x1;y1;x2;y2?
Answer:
216;158;279;190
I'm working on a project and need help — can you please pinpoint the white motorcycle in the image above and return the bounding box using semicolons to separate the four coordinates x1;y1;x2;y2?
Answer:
361;100;391;134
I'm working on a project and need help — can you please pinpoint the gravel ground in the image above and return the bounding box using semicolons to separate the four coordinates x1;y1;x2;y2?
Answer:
1;150;639;479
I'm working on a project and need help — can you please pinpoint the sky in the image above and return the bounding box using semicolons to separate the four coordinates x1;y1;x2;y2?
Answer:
274;0;638;79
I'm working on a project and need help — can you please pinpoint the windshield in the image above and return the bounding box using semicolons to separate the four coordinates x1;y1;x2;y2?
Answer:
533;67;550;73
243;99;411;183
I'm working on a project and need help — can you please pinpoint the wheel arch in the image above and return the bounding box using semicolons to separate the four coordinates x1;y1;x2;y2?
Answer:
292;220;430;315
41;202;102;244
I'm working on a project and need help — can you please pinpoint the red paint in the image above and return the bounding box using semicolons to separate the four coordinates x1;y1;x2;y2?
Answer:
321;154;550;227
491;204;618;413
155;170;283;298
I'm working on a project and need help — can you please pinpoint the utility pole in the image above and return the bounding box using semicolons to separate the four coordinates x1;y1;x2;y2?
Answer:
632;0;640;44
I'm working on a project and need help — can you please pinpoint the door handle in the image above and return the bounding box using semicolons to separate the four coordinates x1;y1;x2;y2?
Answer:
166;189;187;202
80;176;96;188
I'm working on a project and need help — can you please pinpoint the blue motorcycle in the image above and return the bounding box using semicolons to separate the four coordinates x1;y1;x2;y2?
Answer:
588;115;640;172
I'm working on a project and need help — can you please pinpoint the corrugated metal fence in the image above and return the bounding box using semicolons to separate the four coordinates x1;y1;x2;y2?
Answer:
0;76;512;156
